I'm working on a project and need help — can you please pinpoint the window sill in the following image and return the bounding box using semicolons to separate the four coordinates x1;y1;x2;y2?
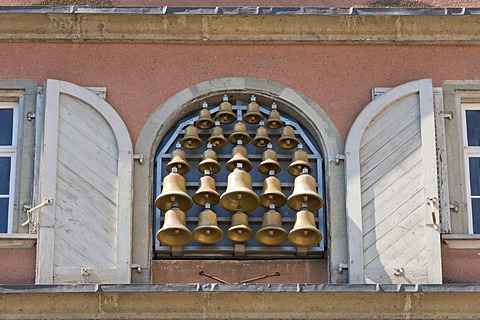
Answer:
442;234;480;249
0;233;37;249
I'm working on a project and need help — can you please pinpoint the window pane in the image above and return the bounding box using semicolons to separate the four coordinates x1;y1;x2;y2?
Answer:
0;108;13;146
0;198;8;232
473;199;480;234
0;157;11;195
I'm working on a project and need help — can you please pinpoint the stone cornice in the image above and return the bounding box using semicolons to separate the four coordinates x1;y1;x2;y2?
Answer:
1;8;480;44
2;284;480;319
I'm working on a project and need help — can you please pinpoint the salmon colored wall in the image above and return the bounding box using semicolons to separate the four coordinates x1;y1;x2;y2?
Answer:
0;247;36;284
2;43;480;145
442;244;480;283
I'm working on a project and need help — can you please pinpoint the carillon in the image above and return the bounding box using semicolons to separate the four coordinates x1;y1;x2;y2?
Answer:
156;96;324;251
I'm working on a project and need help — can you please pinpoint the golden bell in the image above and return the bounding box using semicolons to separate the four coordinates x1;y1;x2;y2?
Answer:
195;106;215;130
157;207;193;246
260;176;287;208
228;121;251;145
198;148;221;174
226;145;253;172
277;125;299;150
220;168;260;212
227;211;253;242
258;148;282;174
288;210;322;247
287;174;323;211
208;126;228;148
193;176;220;206
181;125;203;149
193;208;223;244
288;148;313;176
215;96;236;124
166;148;191;175
252;125;271;148
266;107;283;129
256;209;287;246
155;171;193;211
242;96;262;124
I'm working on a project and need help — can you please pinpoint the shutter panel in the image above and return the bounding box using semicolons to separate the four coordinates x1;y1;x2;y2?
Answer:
346;79;442;284
36;80;133;284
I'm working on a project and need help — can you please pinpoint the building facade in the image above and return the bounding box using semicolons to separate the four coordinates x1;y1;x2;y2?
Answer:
1;4;480;319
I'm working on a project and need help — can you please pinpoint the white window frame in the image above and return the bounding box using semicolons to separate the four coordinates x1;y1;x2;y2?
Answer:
461;103;480;234
0;101;18;233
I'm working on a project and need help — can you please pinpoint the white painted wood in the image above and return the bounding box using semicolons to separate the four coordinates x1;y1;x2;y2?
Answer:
36;79;133;284
345;79;442;284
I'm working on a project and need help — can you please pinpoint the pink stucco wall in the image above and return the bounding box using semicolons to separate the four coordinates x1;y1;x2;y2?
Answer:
0;247;36;284
442;244;480;283
2;43;480;144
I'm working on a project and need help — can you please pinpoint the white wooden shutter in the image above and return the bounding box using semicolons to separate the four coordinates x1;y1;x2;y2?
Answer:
345;79;442;284
36;80;133;284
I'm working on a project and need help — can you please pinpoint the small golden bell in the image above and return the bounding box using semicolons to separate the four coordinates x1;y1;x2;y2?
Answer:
157;207;193;246
258;148;282;175
277;125;299;150
259;176;287;208
265;103;283;129
220;168;259;212
228;121;251;145
288;210;322;247
288;148;313;176
215;95;236;124
193;176;220;206
242;95;262;124
180;125;203;149
193;208;223;244
166;148;191;175
198;148;222;174
252;125;271;148
155;170;193;211
208;125;228;148
195;103;215;129
256;209;287;246
286;173;323;211
227;211;253;242
226;145;253;172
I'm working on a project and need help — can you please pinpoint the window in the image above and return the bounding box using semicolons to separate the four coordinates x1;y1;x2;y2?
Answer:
441;81;480;235
0;80;37;234
462;105;480;233
0;102;18;232
153;94;325;258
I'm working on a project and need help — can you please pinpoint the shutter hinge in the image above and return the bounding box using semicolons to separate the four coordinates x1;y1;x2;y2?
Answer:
27;112;36;122
133;154;144;165
338;263;349;274
335;154;345;165
443;112;453;120
130;262;143;273
426;197;439;230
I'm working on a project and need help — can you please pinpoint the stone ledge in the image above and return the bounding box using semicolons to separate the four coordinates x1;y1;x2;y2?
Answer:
442;233;480;249
0;233;37;249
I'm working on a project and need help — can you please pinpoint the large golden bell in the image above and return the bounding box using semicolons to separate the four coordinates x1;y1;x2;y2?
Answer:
193;176;220;206
258;148;282;174
208;126;228;148
242;96;262;124
226;145;253;172
286;174;323;211
220;168;260;212
155;171;193;211
227;211;253;242
181;125;203;149
193;208;223;244
157;207;193;246
215;96;236;124
288;210;322;247
288;148;313;176
266;107;283;129
252;125;271;148
277;125;299;150
228;121;251;145
195;106;215;130
198;148;221;174
259;176;287;208
256;209;287;246
166;148;191;175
